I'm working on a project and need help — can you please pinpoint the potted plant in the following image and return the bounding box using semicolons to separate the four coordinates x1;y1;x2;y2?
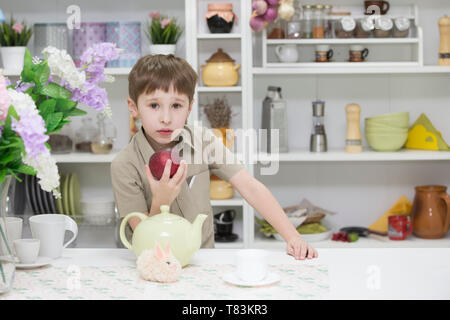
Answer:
145;12;183;55
0;16;32;72
0;42;120;293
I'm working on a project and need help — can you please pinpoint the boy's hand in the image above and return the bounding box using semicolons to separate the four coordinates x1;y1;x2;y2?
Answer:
145;159;188;207
286;235;318;260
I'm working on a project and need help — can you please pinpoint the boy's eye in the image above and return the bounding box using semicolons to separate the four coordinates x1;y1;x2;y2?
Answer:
172;103;182;109
149;103;158;109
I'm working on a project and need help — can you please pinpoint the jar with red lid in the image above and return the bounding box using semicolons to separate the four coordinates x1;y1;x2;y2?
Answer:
205;3;237;33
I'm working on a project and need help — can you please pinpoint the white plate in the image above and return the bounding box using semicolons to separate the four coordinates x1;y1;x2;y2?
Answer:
223;272;280;287
15;256;53;269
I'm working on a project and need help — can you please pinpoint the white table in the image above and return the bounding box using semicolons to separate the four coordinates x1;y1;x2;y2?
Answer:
3;248;450;299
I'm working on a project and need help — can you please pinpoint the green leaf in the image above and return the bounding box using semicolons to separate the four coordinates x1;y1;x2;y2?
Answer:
38;83;72;100
68;108;87;117
15;164;36;176
0;151;16;165
20;49;34;82
38;99;56;117
55;98;77;113
45;112;63;133
34;63;50;87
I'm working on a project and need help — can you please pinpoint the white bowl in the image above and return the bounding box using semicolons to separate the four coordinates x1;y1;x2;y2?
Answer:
81;197;115;225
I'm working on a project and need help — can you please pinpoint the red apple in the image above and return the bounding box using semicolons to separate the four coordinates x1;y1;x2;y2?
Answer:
149;149;181;180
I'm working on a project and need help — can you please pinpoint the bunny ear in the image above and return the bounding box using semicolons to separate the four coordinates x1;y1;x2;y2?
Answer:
165;242;172;255
154;241;165;260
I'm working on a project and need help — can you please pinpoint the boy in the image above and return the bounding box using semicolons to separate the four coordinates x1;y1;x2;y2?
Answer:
111;54;318;260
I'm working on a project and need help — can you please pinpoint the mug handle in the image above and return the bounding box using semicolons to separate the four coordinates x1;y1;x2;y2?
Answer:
439;193;450;233
405;217;413;237
63;215;78;248
327;49;334;60
275;46;283;59
362;48;369;60
381;1;390;15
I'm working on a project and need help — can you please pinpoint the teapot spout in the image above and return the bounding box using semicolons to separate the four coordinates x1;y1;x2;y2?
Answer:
189;214;208;251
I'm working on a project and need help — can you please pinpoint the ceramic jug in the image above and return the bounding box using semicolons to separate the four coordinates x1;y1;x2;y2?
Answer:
275;44;298;63
411;185;450;238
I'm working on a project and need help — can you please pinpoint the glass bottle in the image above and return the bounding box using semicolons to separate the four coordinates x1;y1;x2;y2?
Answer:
287;0;302;39
374;17;393;38
267;19;286;39
313;4;325;39
323;5;333;38
302;5;314;39
91;113;117;155
75;117;98;153
48;123;74;154
355;17;375;38
334;16;356;38
393;17;410;38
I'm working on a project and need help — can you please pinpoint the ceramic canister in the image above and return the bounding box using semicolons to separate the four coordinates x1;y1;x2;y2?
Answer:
106;22;141;67
34;23;71;59
73;22;106;67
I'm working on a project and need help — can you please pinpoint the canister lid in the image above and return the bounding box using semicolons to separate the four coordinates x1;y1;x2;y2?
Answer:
341;16;356;32
207;3;233;11
206;48;235;63
375;17;393;31
394;17;410;31
360;17;375;32
315;4;324;10
303;4;313;9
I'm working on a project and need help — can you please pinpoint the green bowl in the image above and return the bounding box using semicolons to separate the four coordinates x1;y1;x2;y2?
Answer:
365;123;408;134
365;112;409;128
365;132;408;152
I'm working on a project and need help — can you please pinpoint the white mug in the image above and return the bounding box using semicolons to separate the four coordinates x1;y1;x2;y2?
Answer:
275;44;299;63
29;214;78;259
235;249;269;282
0;217;23;255
13;239;40;264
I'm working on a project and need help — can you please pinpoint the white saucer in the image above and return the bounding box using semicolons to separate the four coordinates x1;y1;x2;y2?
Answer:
15;256;54;269
223;272;280;287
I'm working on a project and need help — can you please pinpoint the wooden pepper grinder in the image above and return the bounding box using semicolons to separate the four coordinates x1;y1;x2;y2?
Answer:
345;103;362;153
439;16;450;66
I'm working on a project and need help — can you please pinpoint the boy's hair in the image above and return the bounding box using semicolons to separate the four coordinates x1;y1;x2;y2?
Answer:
128;54;198;104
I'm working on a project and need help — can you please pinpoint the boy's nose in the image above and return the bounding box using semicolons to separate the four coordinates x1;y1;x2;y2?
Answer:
160;109;171;124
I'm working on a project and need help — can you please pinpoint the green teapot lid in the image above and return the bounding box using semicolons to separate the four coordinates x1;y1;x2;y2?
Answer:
150;205;182;222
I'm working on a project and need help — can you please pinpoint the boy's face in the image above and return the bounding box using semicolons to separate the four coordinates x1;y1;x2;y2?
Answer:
128;85;193;145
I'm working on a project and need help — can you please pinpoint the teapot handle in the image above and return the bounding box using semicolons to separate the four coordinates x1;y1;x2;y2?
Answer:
120;212;148;250
440;193;450;233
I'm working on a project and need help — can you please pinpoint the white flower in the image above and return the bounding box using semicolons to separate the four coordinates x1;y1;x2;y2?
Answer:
23;154;61;198
42;46;86;90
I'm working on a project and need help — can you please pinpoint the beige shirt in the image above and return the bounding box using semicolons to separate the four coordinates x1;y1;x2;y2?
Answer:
111;124;245;248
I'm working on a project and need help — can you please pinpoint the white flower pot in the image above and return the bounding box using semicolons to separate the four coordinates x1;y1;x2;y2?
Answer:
149;44;176;55
0;46;26;73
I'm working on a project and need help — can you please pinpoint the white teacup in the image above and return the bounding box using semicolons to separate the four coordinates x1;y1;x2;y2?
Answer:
13;239;40;264
29;214;78;259
235;249;269;282
0;216;23;255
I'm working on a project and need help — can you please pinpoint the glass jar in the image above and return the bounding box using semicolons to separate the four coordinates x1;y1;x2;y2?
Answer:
267;19;286;39
75;117;98;152
335;16;356;38
354;17;375;38
91;113;117;155
393;17;410;38
323;5;333;38
301;4;314;39
48;123;74;154
287;0;302;39
313;4;325;39
374;17;393;38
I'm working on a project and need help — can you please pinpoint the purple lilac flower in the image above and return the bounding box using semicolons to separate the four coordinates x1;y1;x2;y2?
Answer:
11;112;49;160
15;80;35;93
70;83;108;111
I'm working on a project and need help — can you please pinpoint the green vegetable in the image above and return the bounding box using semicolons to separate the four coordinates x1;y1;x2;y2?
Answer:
348;232;359;242
296;223;327;234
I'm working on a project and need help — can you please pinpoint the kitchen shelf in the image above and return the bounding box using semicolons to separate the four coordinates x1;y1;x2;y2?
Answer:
197;86;242;92
256;149;450;162
53;152;119;163
197;33;242;39
252;65;450;75
252;231;450;249
266;38;420;45
210;195;244;206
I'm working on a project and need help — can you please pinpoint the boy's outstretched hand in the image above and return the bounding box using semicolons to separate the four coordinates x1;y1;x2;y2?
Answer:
286;235;318;260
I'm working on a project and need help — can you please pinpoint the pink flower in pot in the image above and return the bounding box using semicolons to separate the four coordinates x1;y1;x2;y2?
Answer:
12;23;24;34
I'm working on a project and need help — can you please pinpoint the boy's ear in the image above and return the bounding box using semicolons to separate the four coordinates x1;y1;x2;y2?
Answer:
127;97;139;118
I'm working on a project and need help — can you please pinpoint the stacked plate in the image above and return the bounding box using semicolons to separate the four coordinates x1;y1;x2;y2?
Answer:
26;173;81;216
365;112;410;151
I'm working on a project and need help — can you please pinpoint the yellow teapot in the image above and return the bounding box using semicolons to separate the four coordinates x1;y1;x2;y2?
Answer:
120;205;208;267
201;48;240;86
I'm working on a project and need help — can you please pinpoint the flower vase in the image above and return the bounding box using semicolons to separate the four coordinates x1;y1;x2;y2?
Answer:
210;127;235;200
148;44;176;55
0;175;16;294
0;47;26;73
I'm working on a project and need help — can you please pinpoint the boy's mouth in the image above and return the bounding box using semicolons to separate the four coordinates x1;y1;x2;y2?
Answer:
157;129;173;136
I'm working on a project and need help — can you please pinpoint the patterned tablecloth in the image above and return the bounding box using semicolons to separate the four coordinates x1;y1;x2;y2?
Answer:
2;263;329;300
